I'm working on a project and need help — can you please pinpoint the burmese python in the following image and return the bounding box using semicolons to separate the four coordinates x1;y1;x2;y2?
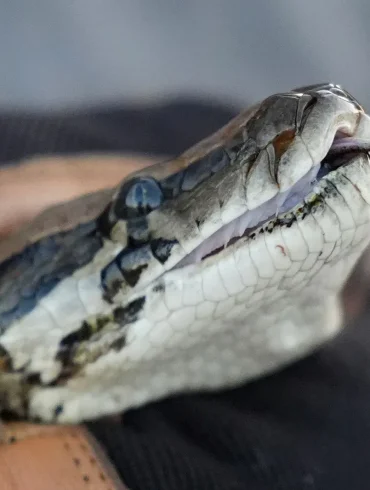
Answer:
1;83;370;423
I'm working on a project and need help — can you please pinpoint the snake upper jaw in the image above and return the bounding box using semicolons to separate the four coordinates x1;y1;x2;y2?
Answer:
97;86;370;303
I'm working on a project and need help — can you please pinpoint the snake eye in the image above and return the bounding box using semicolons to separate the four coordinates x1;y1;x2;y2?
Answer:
113;177;164;220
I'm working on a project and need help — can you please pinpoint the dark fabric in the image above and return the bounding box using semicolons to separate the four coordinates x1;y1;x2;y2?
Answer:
0;100;236;162
1;98;370;490
90;312;370;490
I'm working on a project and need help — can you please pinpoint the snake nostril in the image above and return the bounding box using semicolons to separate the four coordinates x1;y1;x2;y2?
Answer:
113;176;164;220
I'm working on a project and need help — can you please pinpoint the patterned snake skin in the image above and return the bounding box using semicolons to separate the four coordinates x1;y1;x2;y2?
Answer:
1;83;370;423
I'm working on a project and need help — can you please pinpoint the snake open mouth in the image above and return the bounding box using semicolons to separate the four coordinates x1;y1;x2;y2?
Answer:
177;135;370;267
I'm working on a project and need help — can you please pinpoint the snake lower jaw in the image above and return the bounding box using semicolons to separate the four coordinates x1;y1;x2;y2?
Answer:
24;292;345;424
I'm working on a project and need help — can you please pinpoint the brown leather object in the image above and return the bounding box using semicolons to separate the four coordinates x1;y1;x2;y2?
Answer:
0;422;128;489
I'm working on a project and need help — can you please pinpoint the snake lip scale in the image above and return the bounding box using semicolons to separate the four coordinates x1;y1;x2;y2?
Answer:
1;83;370;423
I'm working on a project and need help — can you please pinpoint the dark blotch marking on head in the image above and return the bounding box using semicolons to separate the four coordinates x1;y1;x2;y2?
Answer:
121;263;148;288
153;282;165;293
113;245;152;288
110;336;126;352
96;316;110;331
56;316;112;367
25;372;41;385
96;206;114;238
101;261;123;302
150;238;178;264
113;296;145;325
56;321;94;368
59;322;92;348
54;404;64;418
55;349;74;369
0;344;12;372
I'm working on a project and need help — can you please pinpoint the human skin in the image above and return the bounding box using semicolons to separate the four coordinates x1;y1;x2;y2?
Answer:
0;154;155;237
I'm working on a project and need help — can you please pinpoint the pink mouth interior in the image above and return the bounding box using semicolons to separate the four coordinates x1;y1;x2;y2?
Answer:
176;135;370;268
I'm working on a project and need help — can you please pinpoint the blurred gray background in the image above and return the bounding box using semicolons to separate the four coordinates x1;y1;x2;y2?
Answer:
1;0;369;111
